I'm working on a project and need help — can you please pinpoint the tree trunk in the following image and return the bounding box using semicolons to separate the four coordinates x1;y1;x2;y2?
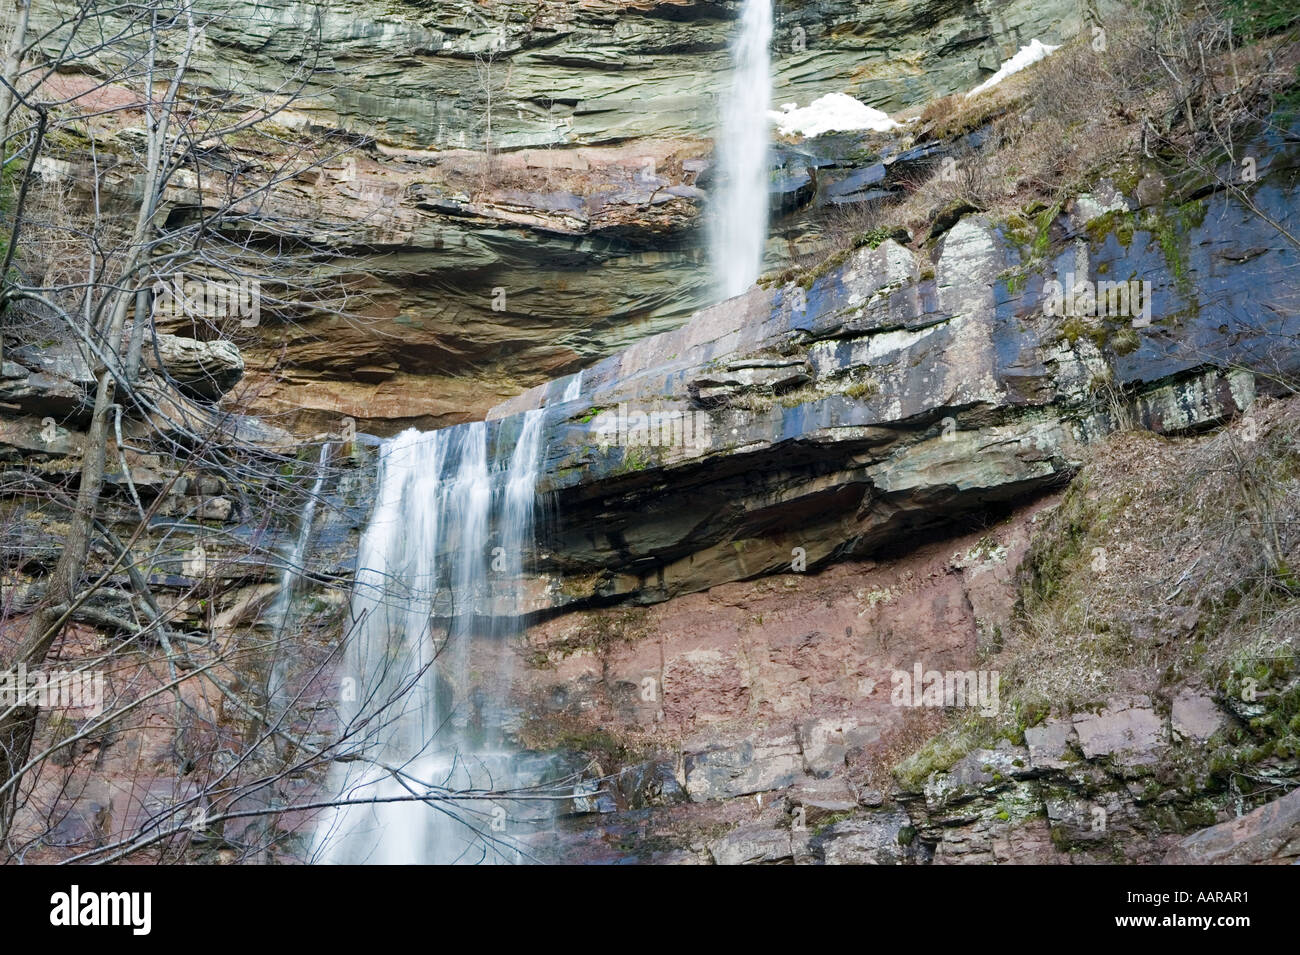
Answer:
0;2;173;835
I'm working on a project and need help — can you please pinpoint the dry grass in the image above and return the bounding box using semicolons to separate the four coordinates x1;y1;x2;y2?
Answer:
1006;394;1300;711
889;11;1159;240
770;198;903;283
857;705;947;796
821;1;1300;261
917;94;963;135
881;395;1300;791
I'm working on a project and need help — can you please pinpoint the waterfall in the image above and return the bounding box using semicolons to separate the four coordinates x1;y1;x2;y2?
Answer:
560;369;582;404
709;0;773;299
267;442;330;708
311;411;547;864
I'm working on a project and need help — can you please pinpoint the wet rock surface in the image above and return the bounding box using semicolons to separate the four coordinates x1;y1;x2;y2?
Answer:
7;1;1299;867
20;0;1091;430
481;130;1300;611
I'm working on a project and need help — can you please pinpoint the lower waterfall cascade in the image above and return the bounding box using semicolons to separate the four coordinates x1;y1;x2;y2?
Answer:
310;411;551;864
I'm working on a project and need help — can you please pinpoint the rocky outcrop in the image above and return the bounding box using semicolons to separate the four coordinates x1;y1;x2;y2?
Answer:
145;333;245;400
2;334;247;422
512;484;1277;864
27;1;1086;151
1164;788;1300;865
898;694;1226;865
480;127;1300;611
25;0;1095;430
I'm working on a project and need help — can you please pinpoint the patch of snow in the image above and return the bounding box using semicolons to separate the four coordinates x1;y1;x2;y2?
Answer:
769;92;899;138
966;39;1060;98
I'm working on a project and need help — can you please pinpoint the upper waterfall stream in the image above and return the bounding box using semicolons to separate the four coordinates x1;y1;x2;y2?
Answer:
709;0;773;299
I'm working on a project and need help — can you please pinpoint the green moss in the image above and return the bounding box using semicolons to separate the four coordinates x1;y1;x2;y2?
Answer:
1061;316;1089;345
1021;476;1099;606
798;248;851;290
1029;204;1060;260
1154;218;1188;284
1019;700;1050;731
614;444;656;475
1139;199;1207;303
1002;212;1035;250
1001;267;1030;296
894;725;988;790
1110;163;1145;197
810;811;854;835
1001;201;1063;266
854;226;896;250
42;123;93;156
1083;208;1136;247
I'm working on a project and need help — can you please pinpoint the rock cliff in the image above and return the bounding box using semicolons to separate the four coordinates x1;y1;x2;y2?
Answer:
485;122;1299;611
4;0;1299;866
23;0;1093;430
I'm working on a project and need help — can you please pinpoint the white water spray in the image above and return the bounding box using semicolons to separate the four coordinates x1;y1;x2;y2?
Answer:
267;443;330;708
311;411;547;864
560;370;583;404
709;0;773;299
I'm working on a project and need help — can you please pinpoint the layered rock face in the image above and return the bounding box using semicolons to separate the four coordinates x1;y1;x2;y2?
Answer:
512;507;1049;863
10;1;1300;866
485;129;1299;611
507;405;1300;864
182;0;1082;149
26;0;1089;430
512;529;1235;864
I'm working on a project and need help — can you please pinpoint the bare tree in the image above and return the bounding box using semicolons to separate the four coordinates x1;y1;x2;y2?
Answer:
0;1;580;862
471;39;514;192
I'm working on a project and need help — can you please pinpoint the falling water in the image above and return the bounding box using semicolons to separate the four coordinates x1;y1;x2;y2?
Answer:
266;443;330;708
560;369;583;404
311;410;547;864
709;0;773;299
